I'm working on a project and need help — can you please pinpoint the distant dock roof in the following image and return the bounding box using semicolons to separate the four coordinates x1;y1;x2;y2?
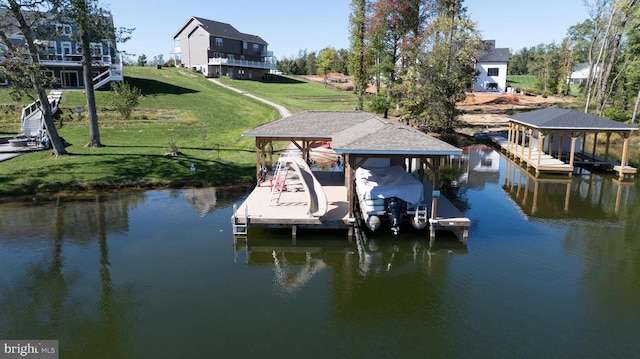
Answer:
508;108;638;131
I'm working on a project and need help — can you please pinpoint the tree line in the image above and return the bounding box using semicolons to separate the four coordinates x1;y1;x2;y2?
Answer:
504;0;639;122
282;0;640;128
347;0;482;134
279;1;485;134
276;48;351;77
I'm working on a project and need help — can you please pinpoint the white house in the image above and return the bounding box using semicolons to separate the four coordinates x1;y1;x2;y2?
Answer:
473;40;509;92
568;62;599;84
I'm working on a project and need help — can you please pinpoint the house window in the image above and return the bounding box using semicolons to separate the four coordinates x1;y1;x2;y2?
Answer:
61;42;73;55
90;43;103;56
488;68;499;76
252;44;259;52
56;24;72;36
213;52;224;58
43;41;57;60
243;42;247;50
215;37;223;46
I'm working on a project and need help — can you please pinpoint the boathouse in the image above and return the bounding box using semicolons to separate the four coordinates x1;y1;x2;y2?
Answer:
496;108;637;179
231;111;471;245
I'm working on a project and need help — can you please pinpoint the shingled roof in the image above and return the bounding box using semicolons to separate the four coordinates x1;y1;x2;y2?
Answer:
173;16;268;45
477;48;510;62
243;111;462;156
508;108;638;131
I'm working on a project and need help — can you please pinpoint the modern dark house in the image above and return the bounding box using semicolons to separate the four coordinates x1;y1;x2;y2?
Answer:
173;16;275;80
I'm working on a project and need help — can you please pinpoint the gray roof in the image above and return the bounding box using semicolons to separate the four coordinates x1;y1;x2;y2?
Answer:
174;16;268;45
477;48;510;63
243;111;462;156
508;108;638;131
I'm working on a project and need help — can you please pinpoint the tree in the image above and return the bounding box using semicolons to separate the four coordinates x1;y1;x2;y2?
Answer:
398;0;482;133
55;0;117;148
317;47;337;77
349;0;367;110
508;47;533;75
305;51;317;75
137;54;147;66
152;54;164;66
626;1;640;122
528;43;561;95
0;0;68;156
294;49;307;75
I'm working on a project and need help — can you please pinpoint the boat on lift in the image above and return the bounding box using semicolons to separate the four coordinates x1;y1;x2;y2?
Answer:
354;166;428;234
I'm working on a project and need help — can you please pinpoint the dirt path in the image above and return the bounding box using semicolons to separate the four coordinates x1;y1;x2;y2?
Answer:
208;78;292;118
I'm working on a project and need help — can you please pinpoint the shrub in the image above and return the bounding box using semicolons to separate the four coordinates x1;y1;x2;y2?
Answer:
368;94;390;115
602;107;630;122
110;81;142;119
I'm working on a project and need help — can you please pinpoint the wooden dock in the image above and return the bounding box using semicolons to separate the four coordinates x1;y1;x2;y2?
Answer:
490;133;574;176
232;170;351;237
231;167;470;246
423;180;470;245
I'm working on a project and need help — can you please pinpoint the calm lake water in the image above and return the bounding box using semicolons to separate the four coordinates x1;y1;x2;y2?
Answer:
1;146;639;358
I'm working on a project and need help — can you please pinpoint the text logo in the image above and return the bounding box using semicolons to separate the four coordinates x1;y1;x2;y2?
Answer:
0;341;58;359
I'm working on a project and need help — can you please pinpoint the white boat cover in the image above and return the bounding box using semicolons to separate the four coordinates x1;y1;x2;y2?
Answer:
355;166;423;205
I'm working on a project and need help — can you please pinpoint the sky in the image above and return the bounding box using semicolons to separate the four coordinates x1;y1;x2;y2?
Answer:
103;0;591;62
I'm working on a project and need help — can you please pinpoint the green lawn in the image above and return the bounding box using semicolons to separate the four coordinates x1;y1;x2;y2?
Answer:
506;75;536;92
0;66;286;197
217;75;359;113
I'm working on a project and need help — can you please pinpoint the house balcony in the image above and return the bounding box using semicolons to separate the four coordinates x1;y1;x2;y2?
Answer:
261;50;273;57
208;57;275;70
38;54;115;68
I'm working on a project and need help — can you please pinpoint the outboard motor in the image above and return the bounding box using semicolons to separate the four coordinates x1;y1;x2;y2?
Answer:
387;197;401;235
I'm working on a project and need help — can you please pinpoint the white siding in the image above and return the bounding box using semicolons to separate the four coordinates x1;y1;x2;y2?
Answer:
474;62;508;92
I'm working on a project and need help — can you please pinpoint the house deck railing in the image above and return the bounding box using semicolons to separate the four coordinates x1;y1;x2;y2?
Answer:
208;57;275;69
38;54;115;67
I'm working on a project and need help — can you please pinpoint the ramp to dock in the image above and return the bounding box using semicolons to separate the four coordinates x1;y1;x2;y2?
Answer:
288;157;328;217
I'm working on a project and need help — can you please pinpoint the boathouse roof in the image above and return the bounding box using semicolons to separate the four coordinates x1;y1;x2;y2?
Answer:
243;111;462;156
508;108;638;131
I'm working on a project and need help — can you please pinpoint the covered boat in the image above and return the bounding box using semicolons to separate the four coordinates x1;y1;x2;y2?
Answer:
355;166;428;234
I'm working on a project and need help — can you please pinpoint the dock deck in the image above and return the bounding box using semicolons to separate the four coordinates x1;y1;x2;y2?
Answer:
490;134;573;176
231;166;470;245
232;171;351;235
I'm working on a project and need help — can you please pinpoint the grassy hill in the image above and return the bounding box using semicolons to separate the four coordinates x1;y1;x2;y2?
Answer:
0;66;358;197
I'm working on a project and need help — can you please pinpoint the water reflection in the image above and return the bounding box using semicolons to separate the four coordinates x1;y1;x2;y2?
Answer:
502;155;635;220
0;187;249;358
236;228;468;298
0;167;638;357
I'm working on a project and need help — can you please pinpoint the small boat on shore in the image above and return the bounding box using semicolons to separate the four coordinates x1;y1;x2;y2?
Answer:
355;166;428;234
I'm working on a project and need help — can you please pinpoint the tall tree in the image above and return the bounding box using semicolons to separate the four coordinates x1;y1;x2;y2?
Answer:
0;0;68;156
529;43;561;95
399;0;482;133
583;0;615;112
558;39;574;96
595;0;638;113
305;51;317;75
349;0;367;110
627;1;640;122
508;47;533;75
55;0;115;147
317;47;337;77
